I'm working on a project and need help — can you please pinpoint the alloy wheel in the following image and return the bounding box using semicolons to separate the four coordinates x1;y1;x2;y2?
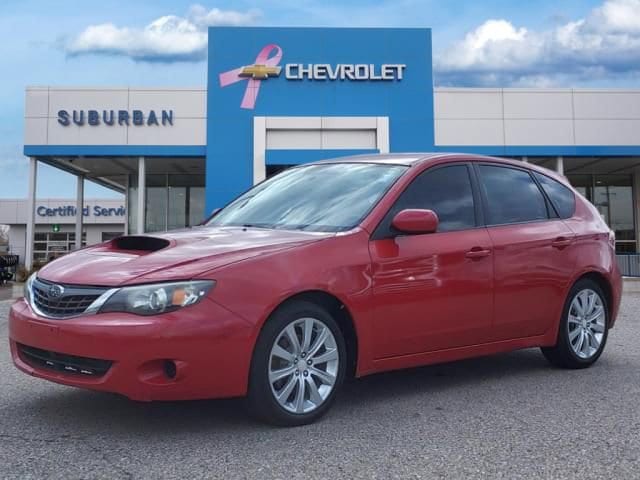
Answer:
268;317;339;414
567;288;606;359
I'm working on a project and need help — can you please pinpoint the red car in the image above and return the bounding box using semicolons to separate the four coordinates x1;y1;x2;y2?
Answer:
9;154;622;426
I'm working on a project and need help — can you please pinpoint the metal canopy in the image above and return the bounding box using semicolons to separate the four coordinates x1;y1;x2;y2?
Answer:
528;156;640;175
34;156;206;193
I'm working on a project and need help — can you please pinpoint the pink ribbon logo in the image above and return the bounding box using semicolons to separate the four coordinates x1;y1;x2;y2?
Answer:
219;44;283;109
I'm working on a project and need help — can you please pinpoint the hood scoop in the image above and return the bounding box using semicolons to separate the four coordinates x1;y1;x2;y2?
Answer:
111;235;170;252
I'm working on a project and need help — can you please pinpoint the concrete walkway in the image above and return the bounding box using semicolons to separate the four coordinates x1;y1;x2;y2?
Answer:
623;276;640;293
0;283;23;303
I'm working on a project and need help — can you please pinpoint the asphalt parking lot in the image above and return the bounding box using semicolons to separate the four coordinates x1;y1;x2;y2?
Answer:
1;294;639;480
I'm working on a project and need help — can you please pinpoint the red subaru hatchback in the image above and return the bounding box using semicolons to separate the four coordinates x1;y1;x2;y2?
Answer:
9;154;622;425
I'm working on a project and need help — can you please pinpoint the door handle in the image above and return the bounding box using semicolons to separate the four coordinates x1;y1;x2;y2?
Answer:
551;237;574;249
466;247;491;259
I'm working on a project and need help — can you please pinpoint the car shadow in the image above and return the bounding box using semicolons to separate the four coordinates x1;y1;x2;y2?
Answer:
8;347;574;435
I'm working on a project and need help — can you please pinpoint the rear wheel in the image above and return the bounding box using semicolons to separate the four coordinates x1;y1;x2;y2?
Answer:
247;301;346;426
541;278;608;369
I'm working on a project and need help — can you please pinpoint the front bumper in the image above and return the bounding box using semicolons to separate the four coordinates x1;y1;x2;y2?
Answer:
9;298;254;401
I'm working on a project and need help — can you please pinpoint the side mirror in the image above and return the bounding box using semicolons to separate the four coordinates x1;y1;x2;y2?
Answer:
391;209;439;235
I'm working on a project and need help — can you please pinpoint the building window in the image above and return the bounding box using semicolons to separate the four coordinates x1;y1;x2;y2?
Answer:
33;232;86;263
188;187;205;226
128;174;206;233
567;174;592;201
101;232;123;242
145;174;169;232
567;174;636;253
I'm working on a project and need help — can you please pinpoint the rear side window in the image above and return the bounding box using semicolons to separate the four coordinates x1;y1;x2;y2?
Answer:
378;164;476;235
478;165;548;225
533;172;576;219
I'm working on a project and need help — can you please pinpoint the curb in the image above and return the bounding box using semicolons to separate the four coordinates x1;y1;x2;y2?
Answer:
623;277;640;293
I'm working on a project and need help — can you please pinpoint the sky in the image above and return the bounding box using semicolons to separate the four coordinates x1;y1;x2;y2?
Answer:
1;0;639;199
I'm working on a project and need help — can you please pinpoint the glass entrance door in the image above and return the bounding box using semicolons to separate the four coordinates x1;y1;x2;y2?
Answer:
128;173;206;233
567;173;636;253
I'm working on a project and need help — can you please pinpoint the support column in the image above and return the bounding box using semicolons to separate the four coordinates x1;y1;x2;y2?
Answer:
555;156;564;175
124;174;130;235
633;168;640;253
25;158;37;271
253;117;266;185
376;116;390;154
75;175;84;250
136;156;146;234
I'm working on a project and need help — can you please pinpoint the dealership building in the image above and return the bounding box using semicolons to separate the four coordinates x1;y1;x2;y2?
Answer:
20;26;640;269
0;199;125;264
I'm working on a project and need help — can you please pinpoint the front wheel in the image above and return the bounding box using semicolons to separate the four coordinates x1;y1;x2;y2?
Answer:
247;301;346;426
541;278;608;369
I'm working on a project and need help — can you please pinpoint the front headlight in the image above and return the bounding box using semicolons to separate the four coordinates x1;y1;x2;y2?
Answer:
99;280;215;316
24;272;36;303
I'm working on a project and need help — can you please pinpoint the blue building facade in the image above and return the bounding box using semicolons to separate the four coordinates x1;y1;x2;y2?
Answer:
206;27;435;211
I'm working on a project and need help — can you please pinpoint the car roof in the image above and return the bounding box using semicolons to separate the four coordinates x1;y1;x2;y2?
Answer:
312;153;443;166
310;152;569;184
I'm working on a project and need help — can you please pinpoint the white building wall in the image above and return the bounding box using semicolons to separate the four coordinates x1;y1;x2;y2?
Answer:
0;199;126;225
7;225;26;260
25;86;640;148
0;199;125;264
25;87;207;146
434;88;640;146
85;226;105;245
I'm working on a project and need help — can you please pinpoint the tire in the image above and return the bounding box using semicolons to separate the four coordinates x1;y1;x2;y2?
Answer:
541;278;609;369
247;300;347;426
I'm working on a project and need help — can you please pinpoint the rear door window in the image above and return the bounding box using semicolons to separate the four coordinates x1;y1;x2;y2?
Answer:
478;165;548;225
533;172;576;219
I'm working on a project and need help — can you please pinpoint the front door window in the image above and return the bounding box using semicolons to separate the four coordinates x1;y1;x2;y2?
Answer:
370;163;494;357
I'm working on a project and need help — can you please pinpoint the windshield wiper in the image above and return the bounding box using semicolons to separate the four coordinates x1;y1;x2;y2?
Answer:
240;223;277;229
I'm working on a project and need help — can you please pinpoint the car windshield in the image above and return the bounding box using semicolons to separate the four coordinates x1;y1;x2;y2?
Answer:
208;163;407;232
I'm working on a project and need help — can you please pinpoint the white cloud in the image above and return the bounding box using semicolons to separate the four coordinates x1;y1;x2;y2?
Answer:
590;0;640;32
66;4;260;62
435;0;640;86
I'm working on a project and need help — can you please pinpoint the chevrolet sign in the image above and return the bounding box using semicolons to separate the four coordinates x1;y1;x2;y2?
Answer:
285;63;406;81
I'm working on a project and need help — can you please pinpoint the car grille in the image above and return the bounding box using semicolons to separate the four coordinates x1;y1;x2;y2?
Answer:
31;277;108;319
18;344;112;377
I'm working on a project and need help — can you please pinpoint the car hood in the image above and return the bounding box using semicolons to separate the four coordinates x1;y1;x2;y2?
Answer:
37;227;333;286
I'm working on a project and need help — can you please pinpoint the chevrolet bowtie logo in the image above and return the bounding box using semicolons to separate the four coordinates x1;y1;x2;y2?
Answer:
239;64;282;79
219;44;283;109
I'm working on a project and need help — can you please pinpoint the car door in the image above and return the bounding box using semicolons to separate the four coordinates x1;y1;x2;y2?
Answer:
475;163;577;341
369;163;494;358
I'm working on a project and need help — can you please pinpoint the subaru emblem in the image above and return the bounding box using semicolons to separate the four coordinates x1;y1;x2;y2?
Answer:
48;284;64;299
